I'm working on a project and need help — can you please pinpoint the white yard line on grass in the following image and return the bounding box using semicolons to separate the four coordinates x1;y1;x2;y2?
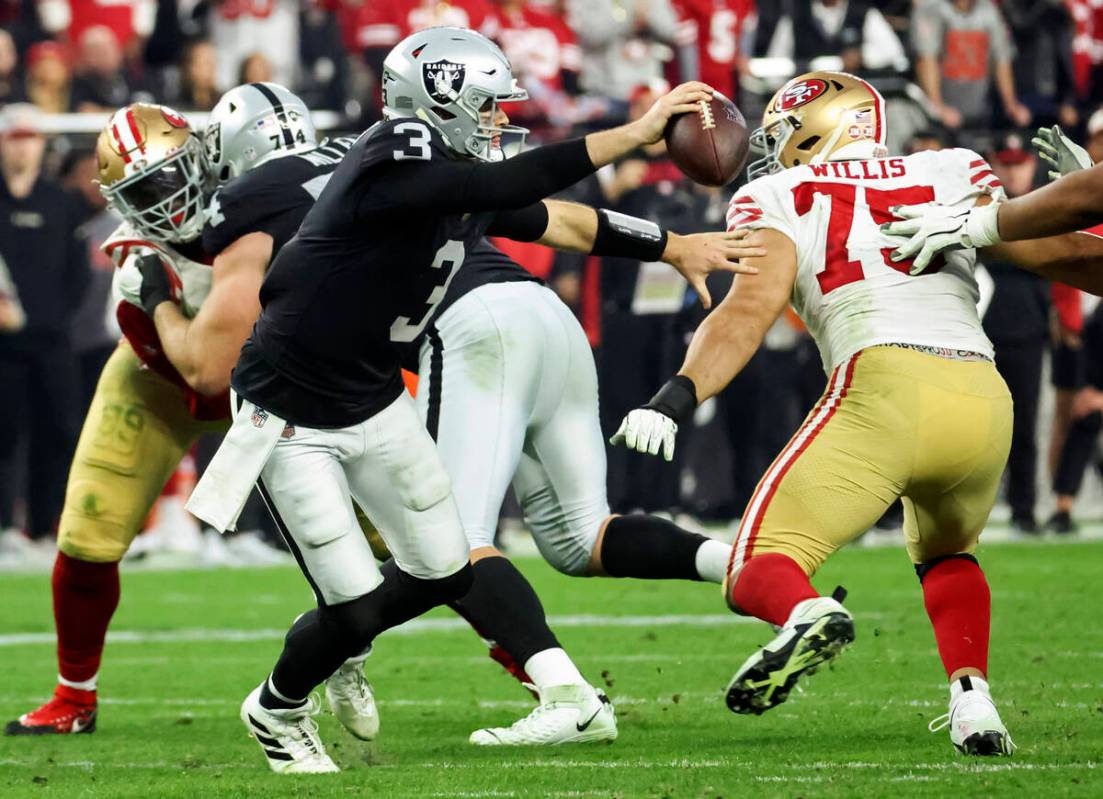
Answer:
0;611;855;647
0;756;1094;775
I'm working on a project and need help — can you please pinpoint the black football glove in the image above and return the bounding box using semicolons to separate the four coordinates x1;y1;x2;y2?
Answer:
134;253;174;316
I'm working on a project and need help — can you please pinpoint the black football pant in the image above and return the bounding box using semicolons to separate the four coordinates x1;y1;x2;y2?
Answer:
992;339;1045;520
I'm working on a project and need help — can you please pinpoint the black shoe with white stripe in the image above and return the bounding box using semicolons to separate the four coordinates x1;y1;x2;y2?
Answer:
726;589;855;715
240;684;339;774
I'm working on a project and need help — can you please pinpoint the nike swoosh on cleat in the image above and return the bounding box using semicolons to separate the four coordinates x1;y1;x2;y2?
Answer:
576;706;603;732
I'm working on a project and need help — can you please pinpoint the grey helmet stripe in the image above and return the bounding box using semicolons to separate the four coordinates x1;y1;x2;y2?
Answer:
251;82;295;147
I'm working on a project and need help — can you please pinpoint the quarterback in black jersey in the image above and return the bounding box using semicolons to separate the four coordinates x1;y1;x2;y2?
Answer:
188;27;758;774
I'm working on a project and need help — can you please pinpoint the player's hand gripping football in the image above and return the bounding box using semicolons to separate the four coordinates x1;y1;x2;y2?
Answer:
665;228;765;309
1033;125;1093;181
630;82;717;146
880;201;1002;275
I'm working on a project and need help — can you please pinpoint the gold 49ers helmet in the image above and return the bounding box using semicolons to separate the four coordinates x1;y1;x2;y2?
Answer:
96;103;208;243
748;71;888;180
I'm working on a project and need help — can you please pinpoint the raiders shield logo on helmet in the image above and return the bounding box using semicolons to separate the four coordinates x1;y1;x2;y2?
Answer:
423;60;466;104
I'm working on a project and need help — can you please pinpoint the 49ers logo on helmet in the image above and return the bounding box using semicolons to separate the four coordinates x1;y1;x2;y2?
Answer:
775;79;828;111
160;106;188;129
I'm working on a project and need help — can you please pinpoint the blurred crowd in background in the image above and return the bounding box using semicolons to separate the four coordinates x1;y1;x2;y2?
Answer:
2;0;1103;570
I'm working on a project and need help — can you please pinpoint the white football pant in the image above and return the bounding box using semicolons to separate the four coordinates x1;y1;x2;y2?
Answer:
416;281;610;575
253;391;469;605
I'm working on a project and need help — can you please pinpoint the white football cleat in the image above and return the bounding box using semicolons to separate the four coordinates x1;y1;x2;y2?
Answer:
240;684;339;774
470;684;616;746
929;676;1015;757
325;654;380;741
726;588;855;715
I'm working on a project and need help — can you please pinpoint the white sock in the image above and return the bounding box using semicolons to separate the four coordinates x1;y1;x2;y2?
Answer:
523;648;587;690
951;675;990;702
694;539;731;584
58;673;97;692
265;675;305;706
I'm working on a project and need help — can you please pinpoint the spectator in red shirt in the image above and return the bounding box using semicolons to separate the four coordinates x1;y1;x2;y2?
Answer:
491;0;582;135
37;0;155;51
354;0;499;50
353;0;500;113
672;0;753;101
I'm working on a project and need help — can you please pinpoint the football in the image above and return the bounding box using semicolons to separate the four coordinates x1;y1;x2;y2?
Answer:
664;94;751;187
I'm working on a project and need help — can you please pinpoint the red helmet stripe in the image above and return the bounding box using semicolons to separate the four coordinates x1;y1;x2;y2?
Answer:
110;122;132;163
126;108;145;155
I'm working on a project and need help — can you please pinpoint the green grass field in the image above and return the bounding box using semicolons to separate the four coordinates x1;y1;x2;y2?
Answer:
1;540;1101;798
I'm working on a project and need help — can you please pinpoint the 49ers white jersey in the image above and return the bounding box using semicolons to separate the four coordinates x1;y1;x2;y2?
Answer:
103;222;212;318
727;148;1003;370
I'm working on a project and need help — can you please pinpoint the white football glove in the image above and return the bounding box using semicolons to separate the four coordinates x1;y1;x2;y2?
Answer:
880;201;1002;275
610;408;679;462
112;256;145;308
1032;125;1093;181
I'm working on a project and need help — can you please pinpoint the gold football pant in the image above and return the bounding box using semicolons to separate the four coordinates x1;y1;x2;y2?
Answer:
728;345;1013;580
58;342;227;562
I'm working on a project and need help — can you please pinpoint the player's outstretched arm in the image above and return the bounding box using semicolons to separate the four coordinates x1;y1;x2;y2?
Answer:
501;200;764;308
883;163;1103;273
151;232;272;395
611;229;796;461
377;83;715;216
989;232;1103;296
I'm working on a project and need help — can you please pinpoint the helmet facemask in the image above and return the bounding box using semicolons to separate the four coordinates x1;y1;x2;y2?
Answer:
460;84;528;162
102;136;208;243
748;118;797;181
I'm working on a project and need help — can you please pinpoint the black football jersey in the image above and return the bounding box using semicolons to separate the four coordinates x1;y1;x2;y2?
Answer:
232;120;497;428
201;137;356;259
232;115;598;428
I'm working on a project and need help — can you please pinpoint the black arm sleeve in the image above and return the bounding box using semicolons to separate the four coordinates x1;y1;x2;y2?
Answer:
485;202;550;242
370;138;595;215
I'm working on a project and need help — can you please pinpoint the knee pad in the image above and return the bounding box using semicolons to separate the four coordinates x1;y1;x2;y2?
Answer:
387;434;452;512
58;483;138;563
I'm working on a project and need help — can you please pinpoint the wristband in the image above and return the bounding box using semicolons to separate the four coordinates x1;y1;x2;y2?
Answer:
644;375;698;425
964;202;1001;248
592;209;668;262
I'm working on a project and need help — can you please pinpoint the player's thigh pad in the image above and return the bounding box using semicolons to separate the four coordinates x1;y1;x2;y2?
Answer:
903;358;1013;563
512;287;610;576
729;351;911;580
59;342;221;562
259;425;383;605
415;286;532;550
346;392;468;580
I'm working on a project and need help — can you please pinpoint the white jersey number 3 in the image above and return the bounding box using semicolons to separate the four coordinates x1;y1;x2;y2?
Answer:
389;239;464;342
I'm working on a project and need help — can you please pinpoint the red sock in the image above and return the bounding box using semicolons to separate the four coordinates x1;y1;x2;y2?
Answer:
53;551;121;686
729;553;819;627
921;557;990;678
